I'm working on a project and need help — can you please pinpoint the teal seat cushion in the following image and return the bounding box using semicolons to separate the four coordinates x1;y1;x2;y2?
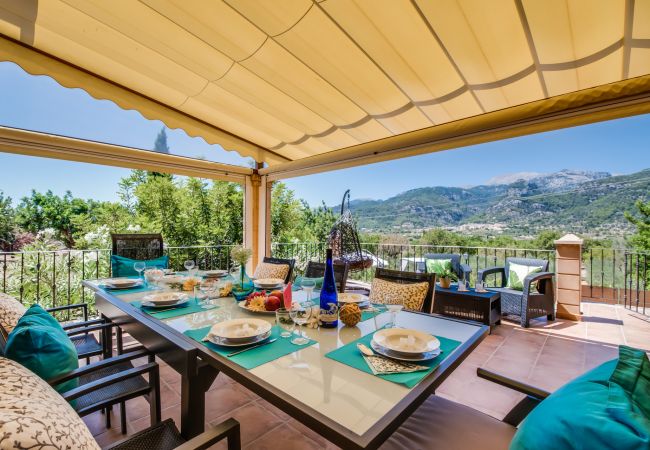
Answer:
111;254;169;277
511;346;650;450
5;304;79;393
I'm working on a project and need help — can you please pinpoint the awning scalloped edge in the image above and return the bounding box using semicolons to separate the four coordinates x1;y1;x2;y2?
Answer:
0;34;291;166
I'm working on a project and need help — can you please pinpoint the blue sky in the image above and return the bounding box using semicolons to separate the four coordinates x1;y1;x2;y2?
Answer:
1;61;649;207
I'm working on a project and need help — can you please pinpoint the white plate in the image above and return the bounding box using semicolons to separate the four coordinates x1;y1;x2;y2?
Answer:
204;270;228;278
373;328;440;354
142;292;188;306
104;278;142;289
208;330;271;347
160;275;186;284
237;301;276;315
338;293;369;304
370;339;441;362
208;318;272;343
141;298;189;309
253;278;285;288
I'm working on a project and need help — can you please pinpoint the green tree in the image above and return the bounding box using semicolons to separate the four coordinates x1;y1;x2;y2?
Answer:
626;199;650;251
15;190;103;248
153;127;170;154
0;191;15;248
531;230;562;250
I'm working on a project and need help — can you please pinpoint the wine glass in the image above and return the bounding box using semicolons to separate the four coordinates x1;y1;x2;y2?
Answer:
289;301;313;345
184;260;195;274
275;308;293;338
198;279;217;309
133;261;146;281
300;278;317;302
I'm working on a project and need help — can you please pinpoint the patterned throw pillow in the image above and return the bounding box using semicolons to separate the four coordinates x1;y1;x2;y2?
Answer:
507;263;543;291
0;293;26;335
0;357;100;450
253;262;290;281
369;277;429;311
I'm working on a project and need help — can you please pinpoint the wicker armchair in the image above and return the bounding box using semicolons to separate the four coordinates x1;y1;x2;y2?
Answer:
303;260;349;293
106;417;240;450
478;257;555;327
374;268;437;314
111;233;164;260
423;253;472;281
260;256;295;284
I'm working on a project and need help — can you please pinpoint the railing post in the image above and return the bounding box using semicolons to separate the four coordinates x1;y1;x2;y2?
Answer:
554;234;583;321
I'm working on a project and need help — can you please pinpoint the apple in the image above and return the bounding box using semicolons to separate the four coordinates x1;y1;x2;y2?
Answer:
270;290;284;303
265;295;281;311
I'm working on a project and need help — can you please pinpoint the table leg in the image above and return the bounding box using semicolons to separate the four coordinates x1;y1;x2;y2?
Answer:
180;363;219;439
101;313;113;359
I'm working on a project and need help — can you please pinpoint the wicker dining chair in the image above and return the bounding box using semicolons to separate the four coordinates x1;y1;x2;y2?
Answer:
111;233;164;260
303;260;350;293
48;348;161;435
260;256;296;284
373;268;437;314
0;322;160;436
105;417;241;450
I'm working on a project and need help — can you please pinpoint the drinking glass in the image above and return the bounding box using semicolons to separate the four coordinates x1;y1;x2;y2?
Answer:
475;280;484;292
184;260;195;274
275;308;294;338
133;261;146;280
384;292;404;328
289;301;313;345
300;278;317;302
145;268;163;289
198;279;217;309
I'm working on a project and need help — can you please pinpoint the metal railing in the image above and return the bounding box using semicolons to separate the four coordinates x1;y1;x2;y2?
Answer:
272;242;650;309
272;242;556;285
0;245;237;312
624;252;649;315
2;241;648;314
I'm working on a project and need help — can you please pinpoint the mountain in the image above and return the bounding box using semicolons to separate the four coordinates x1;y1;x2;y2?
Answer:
343;169;649;237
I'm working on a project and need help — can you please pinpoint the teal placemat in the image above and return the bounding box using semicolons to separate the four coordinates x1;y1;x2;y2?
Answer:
326;331;461;388
361;304;387;322
100;284;157;295
132;297;213;319
184;325;316;370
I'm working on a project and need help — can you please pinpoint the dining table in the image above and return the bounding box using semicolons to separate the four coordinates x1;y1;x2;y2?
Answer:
83;276;488;450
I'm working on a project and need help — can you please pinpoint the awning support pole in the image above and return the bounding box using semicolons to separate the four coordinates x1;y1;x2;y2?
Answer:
244;167;271;273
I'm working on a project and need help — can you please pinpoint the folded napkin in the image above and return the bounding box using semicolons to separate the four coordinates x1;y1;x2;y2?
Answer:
362;354;429;375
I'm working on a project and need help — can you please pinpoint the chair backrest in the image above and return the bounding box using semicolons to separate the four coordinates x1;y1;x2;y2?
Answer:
423;253;463;279
304;261;350;293
263;257;296;284
374;268;437;314
504;257;549;283
111;233;164;260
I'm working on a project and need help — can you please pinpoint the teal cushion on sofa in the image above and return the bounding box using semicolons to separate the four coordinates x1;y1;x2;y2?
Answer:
5;305;79;393
110;254;169;277
510;346;650;450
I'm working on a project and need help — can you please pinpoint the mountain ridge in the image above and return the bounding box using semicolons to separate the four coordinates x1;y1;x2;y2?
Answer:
339;169;649;237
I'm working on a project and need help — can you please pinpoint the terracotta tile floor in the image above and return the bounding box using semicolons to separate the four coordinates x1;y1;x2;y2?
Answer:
87;302;650;449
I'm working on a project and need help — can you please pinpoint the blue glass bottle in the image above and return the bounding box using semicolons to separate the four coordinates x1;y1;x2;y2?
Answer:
319;248;339;328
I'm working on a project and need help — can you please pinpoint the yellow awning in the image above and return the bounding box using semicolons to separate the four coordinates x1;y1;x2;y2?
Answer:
1;0;649;172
